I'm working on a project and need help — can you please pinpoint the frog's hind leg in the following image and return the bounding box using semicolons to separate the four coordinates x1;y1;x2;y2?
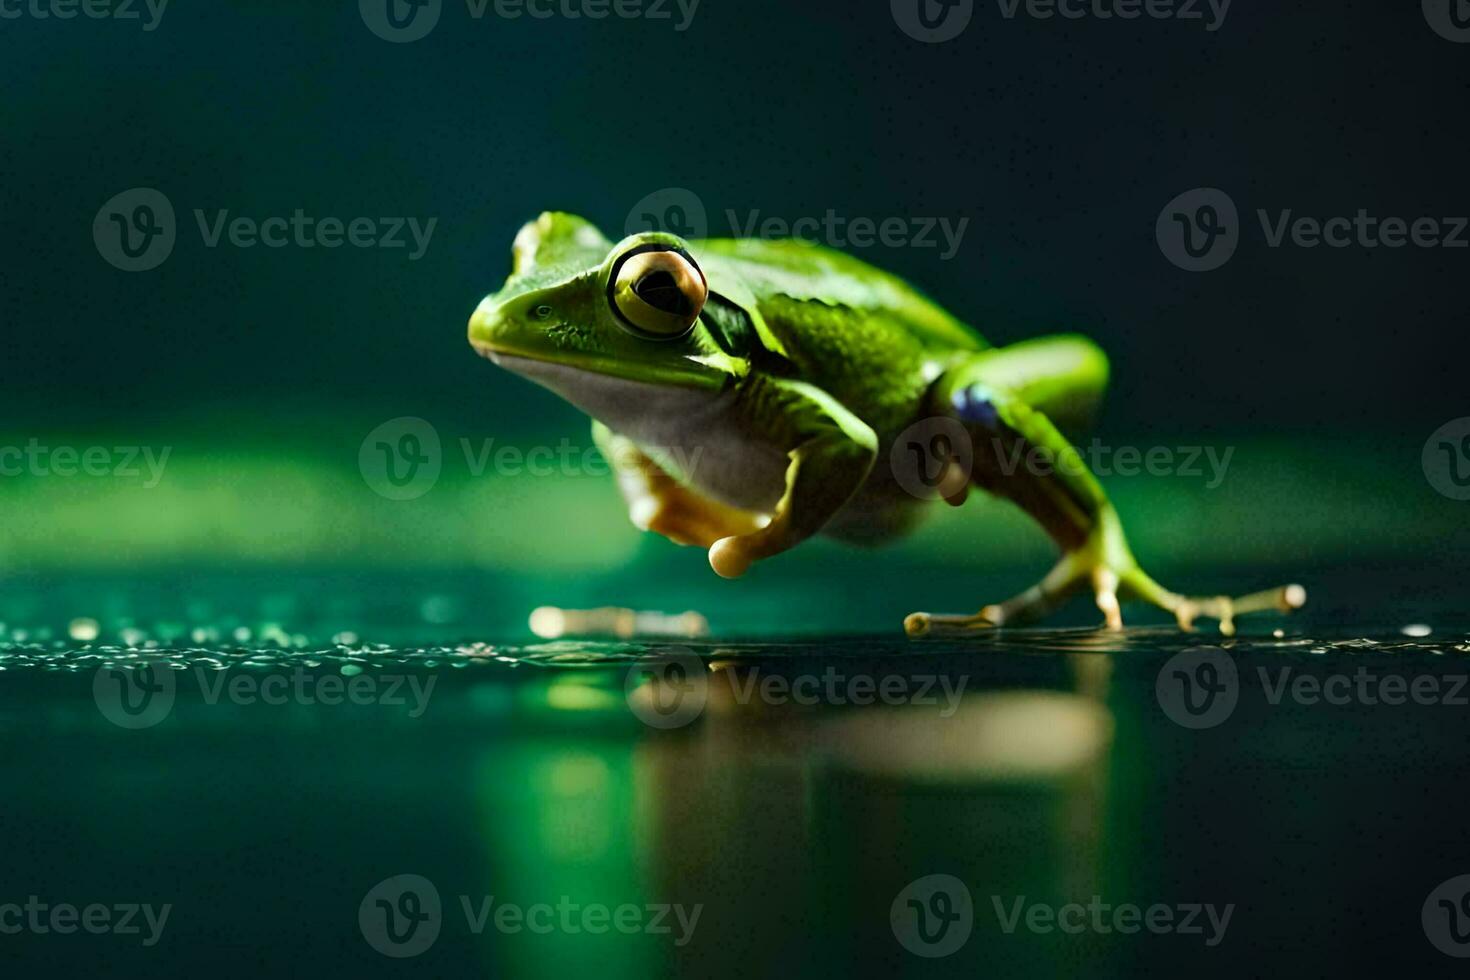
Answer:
969;333;1111;433
903;341;1305;637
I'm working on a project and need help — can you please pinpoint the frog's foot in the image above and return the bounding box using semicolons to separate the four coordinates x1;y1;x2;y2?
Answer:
904;551;1086;636
904;513;1306;637
1121;571;1306;637
634;490;768;549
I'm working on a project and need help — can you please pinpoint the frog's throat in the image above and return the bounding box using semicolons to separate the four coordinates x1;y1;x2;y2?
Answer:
485;352;790;513
485;352;724;433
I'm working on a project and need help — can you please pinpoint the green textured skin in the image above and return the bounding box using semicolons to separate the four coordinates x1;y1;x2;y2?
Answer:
471;213;988;439
468;212;1104;548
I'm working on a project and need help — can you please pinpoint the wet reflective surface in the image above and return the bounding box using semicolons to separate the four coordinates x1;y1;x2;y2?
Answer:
2;576;1469;977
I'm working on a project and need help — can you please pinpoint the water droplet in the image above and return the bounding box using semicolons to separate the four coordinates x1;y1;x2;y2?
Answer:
68;618;100;642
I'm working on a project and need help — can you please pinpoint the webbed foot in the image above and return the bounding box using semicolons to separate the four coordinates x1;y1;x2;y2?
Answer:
904;510;1306;637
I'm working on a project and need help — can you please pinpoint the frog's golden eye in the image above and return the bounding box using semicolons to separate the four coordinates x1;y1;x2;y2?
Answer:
608;247;707;339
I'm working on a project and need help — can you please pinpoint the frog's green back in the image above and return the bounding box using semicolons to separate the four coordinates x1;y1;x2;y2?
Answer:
694;238;988;353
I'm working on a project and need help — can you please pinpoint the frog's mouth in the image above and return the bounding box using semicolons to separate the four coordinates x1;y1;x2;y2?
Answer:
471;339;725;392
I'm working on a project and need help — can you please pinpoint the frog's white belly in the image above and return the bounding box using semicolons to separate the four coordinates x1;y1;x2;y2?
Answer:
493;355;789;513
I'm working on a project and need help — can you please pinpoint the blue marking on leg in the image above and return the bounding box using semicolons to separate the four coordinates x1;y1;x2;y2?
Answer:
951;384;1000;431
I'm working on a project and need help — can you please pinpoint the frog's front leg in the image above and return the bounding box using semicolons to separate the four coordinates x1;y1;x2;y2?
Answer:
592;421;767;548
904;351;1304;636
707;380;878;579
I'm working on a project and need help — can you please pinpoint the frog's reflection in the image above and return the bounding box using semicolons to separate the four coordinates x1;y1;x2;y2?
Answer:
632;653;1115;979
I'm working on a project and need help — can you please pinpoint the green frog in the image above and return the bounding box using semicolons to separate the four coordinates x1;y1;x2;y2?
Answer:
468;212;1303;635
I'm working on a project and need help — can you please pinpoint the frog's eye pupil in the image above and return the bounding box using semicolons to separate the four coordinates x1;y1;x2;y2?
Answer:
634;271;695;317
608;247;708;339
534;305;553;319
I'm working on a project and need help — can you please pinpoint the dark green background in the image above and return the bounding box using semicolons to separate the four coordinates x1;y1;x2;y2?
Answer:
0;2;1465;586
3;7;1470;979
3;2;1465;434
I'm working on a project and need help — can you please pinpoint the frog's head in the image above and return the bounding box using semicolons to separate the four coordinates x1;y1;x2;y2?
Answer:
468;213;743;402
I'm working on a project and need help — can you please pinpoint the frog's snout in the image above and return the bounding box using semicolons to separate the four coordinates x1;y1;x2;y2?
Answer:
468;297;507;362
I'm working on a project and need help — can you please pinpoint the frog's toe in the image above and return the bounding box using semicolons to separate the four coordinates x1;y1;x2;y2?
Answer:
1091;567;1124;630
903;609;1001;637
1123;571;1306;637
708;537;755;579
